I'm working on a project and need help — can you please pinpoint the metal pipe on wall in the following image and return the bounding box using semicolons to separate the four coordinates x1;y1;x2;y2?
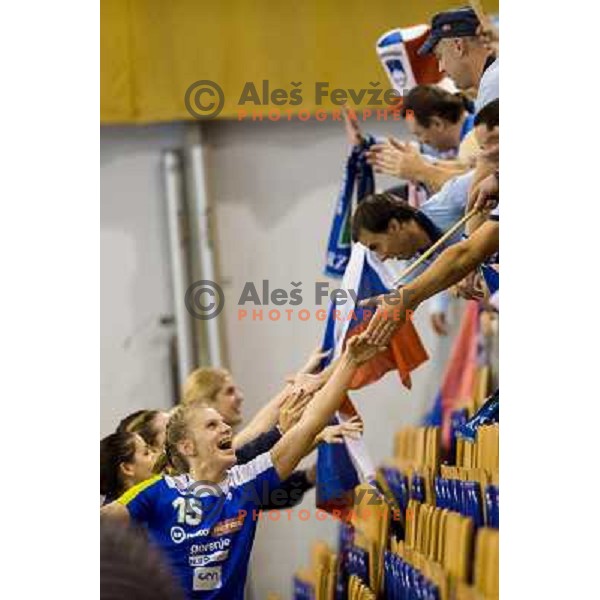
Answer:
188;128;223;367
162;150;195;389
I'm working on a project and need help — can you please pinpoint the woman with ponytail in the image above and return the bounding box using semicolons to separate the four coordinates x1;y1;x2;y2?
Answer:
117;409;170;454
100;431;157;504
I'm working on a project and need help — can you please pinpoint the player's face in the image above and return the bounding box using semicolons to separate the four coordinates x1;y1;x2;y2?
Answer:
188;407;236;471
214;375;244;427
129;433;158;484
358;219;419;261
150;411;169;452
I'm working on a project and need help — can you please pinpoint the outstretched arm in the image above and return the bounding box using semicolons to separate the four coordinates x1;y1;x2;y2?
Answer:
233;346;332;448
270;335;381;481
403;219;499;309
366;220;499;346
232;385;293;449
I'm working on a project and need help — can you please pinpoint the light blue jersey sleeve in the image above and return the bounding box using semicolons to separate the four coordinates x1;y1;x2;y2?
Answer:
393;171;474;289
419;171;473;234
475;58;499;114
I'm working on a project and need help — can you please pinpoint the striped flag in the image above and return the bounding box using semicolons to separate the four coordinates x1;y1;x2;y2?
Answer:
316;243;429;515
376;25;446;95
422;301;480;448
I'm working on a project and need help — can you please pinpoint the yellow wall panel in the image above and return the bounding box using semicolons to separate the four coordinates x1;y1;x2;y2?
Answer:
100;0;135;121
101;0;499;123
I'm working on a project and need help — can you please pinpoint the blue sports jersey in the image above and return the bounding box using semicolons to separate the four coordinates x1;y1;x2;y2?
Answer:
117;452;281;599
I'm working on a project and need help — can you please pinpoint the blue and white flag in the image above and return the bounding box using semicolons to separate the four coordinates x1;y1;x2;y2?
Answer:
324;136;375;278
317;142;429;514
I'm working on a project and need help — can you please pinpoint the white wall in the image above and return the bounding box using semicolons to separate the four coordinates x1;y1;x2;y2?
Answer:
101;117;460;598
101;124;186;436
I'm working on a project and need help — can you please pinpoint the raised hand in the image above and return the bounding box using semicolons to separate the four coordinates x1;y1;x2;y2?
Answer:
454;270;487;301
365;138;425;181
278;388;312;433
318;416;364;444
363;292;411;347
296;346;332;376
345;332;386;365
468;171;499;212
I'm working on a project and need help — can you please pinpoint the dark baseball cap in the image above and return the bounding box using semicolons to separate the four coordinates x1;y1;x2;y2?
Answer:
418;7;480;55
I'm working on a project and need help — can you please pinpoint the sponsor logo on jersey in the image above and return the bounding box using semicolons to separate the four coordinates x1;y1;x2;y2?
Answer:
171;525;210;544
187;527;210;540
170;526;186;544
193;566;222;591
190;537;231;555
212;515;244;537
189;550;229;567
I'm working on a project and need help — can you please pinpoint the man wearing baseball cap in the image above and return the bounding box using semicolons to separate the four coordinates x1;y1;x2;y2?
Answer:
418;6;498;114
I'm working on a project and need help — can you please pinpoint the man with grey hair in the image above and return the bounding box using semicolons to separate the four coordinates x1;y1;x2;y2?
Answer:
418;6;498;113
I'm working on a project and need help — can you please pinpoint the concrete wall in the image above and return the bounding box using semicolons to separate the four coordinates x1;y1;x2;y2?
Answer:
101;124;186;436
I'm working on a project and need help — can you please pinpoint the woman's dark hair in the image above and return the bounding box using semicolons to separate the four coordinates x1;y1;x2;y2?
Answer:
117;409;161;448
351;193;418;241
100;431;137;500
401;85;470;127
474;99;499;130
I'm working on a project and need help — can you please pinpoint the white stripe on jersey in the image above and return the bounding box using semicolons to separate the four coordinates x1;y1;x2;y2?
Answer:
228;452;274;489
161;452;275;497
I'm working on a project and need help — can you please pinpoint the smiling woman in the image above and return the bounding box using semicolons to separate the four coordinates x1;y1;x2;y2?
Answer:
182;368;244;428
100;334;382;599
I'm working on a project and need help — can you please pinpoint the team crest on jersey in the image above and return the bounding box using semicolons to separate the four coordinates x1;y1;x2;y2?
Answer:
193;566;222;591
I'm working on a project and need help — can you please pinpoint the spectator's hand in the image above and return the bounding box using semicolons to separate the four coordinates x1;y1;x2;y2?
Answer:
278;388;312;433
366;138;425;182
358;293;387;308
469;171;499;212
286;372;326;397
345;332;385;365
430;312;449;336
318;416;364;444
454;271;486;301
363;292;411;346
